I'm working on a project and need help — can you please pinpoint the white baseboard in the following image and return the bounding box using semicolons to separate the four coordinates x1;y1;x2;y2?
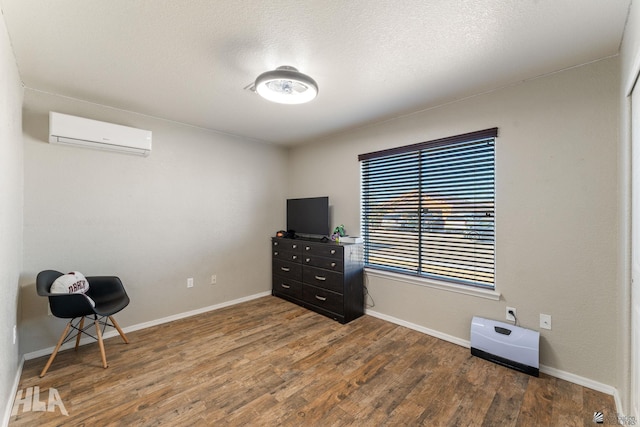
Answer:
2;355;24;427
23;291;271;361
365;308;470;348
365;309;620;405
537;364;617;396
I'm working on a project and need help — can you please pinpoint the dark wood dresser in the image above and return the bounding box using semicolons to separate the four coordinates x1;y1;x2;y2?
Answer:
271;237;364;324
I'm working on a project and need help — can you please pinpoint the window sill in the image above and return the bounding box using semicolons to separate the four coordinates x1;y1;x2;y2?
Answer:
364;268;501;301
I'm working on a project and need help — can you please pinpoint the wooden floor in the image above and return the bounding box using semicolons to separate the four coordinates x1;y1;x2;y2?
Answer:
10;296;617;426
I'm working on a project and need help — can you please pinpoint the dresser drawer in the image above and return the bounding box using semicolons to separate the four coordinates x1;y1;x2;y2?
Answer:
303;255;343;271
273;249;302;263
273;239;303;253
302;243;343;259
273;259;303;281
272;277;303;300
303;266;343;293
303;284;343;315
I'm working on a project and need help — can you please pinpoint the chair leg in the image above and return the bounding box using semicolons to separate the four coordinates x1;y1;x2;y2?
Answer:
40;321;72;378
109;316;129;344
94;318;108;369
75;317;85;350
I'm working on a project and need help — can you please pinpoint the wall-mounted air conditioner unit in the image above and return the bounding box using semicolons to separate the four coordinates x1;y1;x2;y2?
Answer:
49;112;152;157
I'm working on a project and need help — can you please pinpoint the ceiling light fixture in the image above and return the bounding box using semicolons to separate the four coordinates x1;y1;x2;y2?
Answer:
255;66;318;105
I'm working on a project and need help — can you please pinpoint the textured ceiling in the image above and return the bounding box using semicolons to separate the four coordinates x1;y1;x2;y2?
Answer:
0;0;631;145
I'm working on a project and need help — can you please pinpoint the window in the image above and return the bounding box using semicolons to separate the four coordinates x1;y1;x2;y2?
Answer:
359;128;497;289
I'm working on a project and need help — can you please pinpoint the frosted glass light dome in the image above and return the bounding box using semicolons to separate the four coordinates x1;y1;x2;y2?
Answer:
255;66;318;105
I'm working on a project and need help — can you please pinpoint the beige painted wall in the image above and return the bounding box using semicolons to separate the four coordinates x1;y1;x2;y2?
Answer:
0;10;24;424
18;90;288;355
289;57;620;386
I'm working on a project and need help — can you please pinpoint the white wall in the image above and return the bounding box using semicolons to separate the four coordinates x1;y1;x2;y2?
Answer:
19;89;288;354
289;57;620;387
0;8;24;425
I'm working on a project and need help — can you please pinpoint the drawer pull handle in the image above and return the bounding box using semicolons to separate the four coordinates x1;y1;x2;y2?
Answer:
315;295;327;301
305;246;310;251
281;267;290;272
281;284;291;289
315;275;326;281
292;255;297;260
331;262;336;267
330;250;336;254
305;258;311;263
274;242;278;246
292;244;297;249
274;251;279;256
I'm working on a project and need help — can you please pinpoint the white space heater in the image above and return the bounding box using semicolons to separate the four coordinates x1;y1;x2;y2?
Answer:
470;316;540;376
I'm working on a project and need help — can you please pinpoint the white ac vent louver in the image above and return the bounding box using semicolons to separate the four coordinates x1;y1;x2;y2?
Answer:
49;112;152;157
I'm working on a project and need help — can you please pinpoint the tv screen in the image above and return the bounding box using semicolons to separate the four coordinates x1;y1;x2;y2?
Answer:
287;197;330;237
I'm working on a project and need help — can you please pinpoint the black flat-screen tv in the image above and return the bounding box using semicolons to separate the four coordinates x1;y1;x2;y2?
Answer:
287;197;330;237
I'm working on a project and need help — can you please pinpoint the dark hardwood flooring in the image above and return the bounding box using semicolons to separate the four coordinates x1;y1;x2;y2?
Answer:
10;296;617;426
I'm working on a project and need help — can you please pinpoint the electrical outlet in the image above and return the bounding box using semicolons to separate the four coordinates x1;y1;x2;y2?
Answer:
187;278;194;288
211;274;217;285
506;306;516;322
540;313;552;330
